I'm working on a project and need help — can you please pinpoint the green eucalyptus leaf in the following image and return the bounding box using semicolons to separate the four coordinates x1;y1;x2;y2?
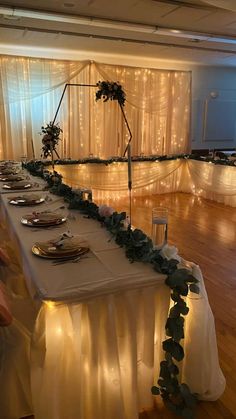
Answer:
176;283;189;296
179;305;189;315
165;352;172;363
171;290;182;302
160;258;179;275
160;361;171;380
187;274;199;284
151;386;160;395
166;270;187;288
189;283;200;294
168;362;179;376
163;338;184;361
169;304;181;318
158;378;165;387
166;317;184;341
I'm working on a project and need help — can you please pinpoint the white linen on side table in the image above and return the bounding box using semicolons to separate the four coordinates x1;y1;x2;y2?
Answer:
0;192;226;419
183;263;225;400
55;160;236;206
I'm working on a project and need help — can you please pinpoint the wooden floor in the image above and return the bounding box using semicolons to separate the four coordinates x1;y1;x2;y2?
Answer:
95;192;236;419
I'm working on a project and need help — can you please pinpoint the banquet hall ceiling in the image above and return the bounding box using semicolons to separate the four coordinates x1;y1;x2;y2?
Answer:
1;0;236;65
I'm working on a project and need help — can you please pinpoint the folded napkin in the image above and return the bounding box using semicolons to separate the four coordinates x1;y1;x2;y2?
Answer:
0;282;12;327
35;233;89;257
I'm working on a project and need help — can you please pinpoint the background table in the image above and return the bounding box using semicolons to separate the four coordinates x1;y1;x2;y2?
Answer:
54;159;236;207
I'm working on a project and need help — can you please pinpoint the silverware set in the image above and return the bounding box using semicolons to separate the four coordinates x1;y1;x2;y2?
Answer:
52;255;90;265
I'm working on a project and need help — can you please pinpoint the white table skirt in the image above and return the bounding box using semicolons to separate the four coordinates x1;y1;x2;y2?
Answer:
0;189;226;419
54;159;236;207
30;269;225;419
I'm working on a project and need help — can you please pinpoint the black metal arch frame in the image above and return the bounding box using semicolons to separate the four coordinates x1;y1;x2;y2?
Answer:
52;82;133;222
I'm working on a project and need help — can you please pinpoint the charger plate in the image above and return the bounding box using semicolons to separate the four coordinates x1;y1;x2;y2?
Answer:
21;212;67;227
0;170;17;175
0;175;25;182
32;244;89;259
3;181;32;190
9;195;45;206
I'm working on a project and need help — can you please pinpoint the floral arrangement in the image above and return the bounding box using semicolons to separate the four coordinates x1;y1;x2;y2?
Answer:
96;81;126;106
41;122;62;159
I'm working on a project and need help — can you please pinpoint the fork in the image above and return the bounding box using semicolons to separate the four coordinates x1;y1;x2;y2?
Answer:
52;256;82;265
52;255;90;265
31;225;63;232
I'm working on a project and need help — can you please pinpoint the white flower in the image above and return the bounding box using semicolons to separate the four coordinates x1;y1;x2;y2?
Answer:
98;205;114;218
123;215;131;229
160;244;181;262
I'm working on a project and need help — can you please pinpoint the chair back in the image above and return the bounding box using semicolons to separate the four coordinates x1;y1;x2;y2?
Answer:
0;282;12;326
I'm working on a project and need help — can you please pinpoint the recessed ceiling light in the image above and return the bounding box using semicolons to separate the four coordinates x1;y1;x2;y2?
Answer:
63;2;75;7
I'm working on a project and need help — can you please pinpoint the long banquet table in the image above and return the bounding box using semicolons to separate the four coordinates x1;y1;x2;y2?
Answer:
0;182;226;419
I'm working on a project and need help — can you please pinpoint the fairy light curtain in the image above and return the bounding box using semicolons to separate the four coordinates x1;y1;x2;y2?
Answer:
0;57;191;160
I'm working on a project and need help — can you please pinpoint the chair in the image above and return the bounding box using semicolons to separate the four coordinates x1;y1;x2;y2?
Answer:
0;279;35;419
214;151;228;159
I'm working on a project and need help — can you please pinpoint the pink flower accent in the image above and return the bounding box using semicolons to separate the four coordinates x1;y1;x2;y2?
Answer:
98;205;114;218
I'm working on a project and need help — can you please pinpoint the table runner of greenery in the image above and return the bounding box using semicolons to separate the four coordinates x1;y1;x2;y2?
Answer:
26;153;236;167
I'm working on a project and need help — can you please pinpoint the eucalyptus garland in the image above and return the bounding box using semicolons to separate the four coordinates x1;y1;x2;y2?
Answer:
24;164;201;418
24;153;236;168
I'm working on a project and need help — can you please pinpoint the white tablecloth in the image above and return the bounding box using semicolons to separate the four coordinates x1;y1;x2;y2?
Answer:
54;159;236;207
0;189;226;419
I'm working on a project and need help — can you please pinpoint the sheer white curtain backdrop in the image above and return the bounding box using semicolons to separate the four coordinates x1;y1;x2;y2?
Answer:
0;57;191;160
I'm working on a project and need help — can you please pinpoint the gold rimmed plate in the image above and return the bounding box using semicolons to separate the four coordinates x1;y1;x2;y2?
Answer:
0;170;17;175
0;175;25;182
21;212;67;227
3;181;32;190
32;244;89;259
9;196;45;206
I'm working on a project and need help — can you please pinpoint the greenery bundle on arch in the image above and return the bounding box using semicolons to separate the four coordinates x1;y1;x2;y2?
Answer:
96;81;126;106
41;121;62;158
